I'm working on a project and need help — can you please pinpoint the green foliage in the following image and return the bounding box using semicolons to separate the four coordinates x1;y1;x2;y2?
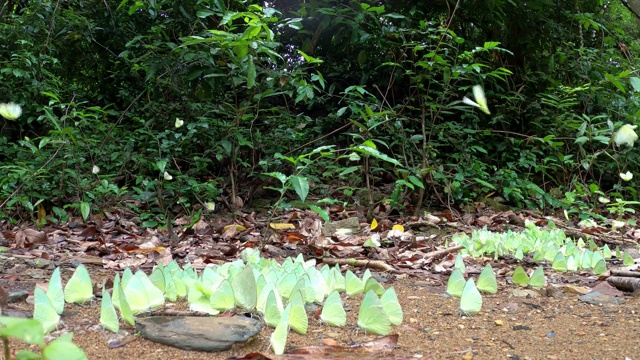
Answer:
0;317;86;360
1;0;640;222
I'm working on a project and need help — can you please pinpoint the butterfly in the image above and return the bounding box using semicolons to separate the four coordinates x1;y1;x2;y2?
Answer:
459;279;482;316
320;290;346;327
64;264;94;304
462;85;491;114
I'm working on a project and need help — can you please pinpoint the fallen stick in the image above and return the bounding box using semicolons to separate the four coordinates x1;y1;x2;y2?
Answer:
322;258;393;272
422;245;464;260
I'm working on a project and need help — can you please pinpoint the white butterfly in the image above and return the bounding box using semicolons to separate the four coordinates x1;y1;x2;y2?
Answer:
462;85;491;115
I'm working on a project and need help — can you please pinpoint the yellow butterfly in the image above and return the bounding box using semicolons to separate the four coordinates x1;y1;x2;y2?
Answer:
462;85;491;115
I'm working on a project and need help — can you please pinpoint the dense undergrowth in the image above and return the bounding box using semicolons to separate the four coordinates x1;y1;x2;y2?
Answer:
1;0;640;225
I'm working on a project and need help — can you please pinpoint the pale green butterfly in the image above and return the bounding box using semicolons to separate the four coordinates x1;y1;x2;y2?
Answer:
307;268;327;303
566;255;578;272
124;272;165;314
121;268;134;289
172;270;187;299
277;272;297;300
454;254;466;273
100;284;119;333
187;282;219;315
476;264;498;294
290;277;309;303
287;290;308;335
163;269;178;302
552;253;568;272
446;268;465;298
528;267;546;289
332;266;345;291
592;259;607;275
364;276;385;296
201;267;224;289
581;250;593;270
46;267;65;315
232;265;257;311
623;251;635;266
134;270;165;309
380;287;403;326
270;304;290;355
264;289;284;328
210;279;235;311
614;124;639;147
543;245;558;262
33;287;60;334
124;274;150;315
361;269;373;283
514;248;524;261
148;265;166;293
591;251;604;269
462;85;491;115
320;290;346;327
345;270;365;296
459;279;482;316
601;244;612;259
357;290;391;336
532;250;545;262
512;265;529;286
165;260;181;276
257;282;276;315
182;263;197;279
117;283;135;326
615;246;622;259
64;264;94;304
112;274;122;310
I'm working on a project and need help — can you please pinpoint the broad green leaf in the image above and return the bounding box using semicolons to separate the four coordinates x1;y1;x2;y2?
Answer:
289;175;309;202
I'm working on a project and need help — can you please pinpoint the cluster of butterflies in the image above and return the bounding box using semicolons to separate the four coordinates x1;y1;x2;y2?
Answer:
446;254;549;316
453;223;636;275
33;249;403;355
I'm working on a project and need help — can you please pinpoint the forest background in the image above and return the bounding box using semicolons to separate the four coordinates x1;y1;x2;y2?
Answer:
2;0;640;226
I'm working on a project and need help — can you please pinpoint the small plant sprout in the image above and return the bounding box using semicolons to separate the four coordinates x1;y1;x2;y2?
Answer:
613;124;638;147
462;85;491;115
620;171;633;181
0;102;22;120
175;118;184;128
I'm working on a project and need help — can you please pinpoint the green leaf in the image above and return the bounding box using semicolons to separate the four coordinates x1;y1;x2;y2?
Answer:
408;176;425;189
0;317;44;345
297;50;323;64
246;55;256;88
473;178;496;190
42;333;87;360
353;145;401;166
80;202;90;220
264;172;288;185
308;204;329;223
289;175;309;202
14;350;42;360
155;159;168;173
630;77;640;92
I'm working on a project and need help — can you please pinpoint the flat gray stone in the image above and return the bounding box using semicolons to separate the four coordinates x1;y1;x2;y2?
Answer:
136;316;261;352
578;291;625;306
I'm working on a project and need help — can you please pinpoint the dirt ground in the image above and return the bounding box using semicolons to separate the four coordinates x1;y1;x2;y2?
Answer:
2;264;639;360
